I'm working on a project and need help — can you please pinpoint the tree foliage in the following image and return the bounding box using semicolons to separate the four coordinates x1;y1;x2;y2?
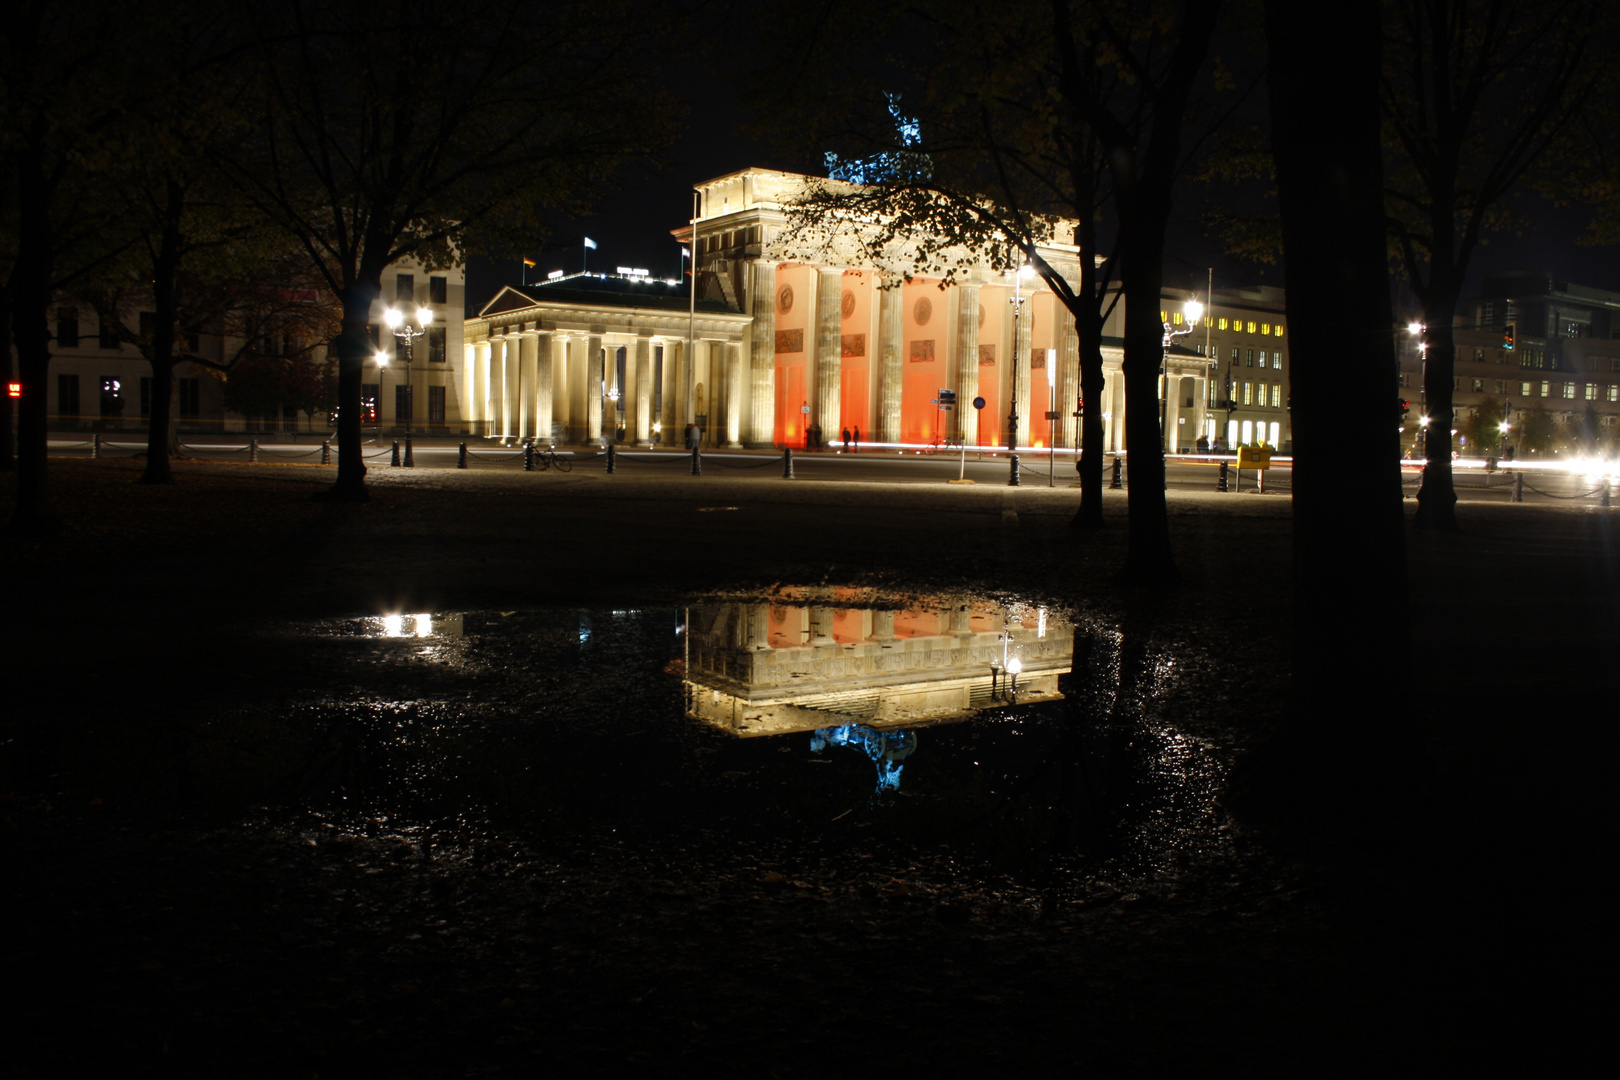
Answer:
1381;0;1612;529
751;0;1225;574
221;0;682;499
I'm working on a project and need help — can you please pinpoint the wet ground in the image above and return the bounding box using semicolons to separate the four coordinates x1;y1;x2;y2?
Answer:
3;461;1615;1076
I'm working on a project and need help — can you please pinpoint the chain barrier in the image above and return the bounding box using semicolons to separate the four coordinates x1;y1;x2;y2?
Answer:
1520;477;1609;500
463;448;526;464
612;450;691;465
709;453;780;469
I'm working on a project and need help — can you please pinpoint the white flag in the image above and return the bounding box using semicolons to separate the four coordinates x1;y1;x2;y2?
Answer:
583;237;597;250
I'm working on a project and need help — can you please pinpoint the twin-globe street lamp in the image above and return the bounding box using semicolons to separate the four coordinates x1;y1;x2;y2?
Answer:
385;304;434;467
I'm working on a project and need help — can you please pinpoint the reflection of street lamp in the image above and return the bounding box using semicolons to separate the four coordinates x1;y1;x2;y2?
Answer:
385;305;433;466
1161;299;1203;451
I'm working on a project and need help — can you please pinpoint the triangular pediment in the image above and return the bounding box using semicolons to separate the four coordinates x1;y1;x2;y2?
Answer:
478;286;540;317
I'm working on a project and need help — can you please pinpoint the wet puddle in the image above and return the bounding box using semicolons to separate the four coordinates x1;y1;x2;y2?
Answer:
184;590;1232;880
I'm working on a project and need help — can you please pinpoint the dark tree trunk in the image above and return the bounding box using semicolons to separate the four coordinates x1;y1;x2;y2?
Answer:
1070;213;1107;529
1116;215;1176;584
10;146;56;534
0;287;14;473
1413;290;1460;530
1247;0;1418;827
324;282;378;502
140;189;184;485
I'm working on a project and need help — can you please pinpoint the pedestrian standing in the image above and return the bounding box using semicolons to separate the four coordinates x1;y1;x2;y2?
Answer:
842;427;851;452
852;426;861;452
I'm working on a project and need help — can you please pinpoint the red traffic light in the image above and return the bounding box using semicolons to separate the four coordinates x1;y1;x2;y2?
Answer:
6;382;18;398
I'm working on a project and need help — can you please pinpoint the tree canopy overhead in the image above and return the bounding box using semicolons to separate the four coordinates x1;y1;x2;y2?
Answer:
228;0;683;499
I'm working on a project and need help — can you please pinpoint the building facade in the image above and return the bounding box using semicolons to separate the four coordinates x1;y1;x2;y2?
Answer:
460;169;1296;454
44;259;466;436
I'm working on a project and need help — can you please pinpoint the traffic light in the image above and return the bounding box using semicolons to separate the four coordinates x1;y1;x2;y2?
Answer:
1503;322;1516;350
1400;398;1410;421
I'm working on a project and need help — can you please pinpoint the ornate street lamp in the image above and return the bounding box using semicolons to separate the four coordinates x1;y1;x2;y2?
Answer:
1161;299;1203;452
373;350;389;434
385;305;433;467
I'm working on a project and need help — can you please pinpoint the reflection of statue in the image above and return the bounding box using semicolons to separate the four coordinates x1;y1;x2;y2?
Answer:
810;723;918;793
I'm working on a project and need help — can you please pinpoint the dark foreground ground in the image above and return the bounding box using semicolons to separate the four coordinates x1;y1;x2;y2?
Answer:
3;460;1615;1077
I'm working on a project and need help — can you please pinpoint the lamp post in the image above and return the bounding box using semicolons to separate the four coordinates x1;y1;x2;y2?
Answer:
1008;263;1035;451
374;350;389;435
1408;322;1427;459
1161;299;1203;452
385;305;433;467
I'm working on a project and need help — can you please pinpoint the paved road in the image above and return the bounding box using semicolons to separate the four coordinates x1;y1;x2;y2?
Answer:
46;434;1614;503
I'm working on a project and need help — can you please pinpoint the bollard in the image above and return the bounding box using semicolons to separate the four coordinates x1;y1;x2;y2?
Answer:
1109;456;1123;489
92;433;101;459
783;447;795;479
1008;453;1021;486
1605;479;1612;508
249;438;258;463
523;440;534;471
1512;471;1524;503
390;440;400;467
605;443;616;474
321;440;331;465
404;436;414;468
457;442;467;469
1218;460;1229;491
690;444;702;476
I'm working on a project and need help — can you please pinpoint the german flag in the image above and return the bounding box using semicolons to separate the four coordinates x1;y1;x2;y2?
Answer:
522;257;536;268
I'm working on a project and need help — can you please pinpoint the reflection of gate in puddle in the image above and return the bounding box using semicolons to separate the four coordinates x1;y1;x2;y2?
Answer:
682;593;1073;744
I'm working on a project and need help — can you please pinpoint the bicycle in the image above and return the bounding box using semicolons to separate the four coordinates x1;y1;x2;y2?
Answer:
532;444;573;472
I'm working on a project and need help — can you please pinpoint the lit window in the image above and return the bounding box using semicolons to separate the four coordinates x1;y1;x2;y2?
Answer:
1563;383;1575;399
1243;382;1252;405
1218;318;1228;330
1246;321;1257;333
1261;323;1271;335
1275;325;1284;337
1160;310;1168;323
1273;353;1282;369
1541;381;1550;397
1521;381;1532;396
1246;349;1254;366
1472;379;1484;392
1271;384;1281;408
1269;422;1279;445
1231;346;1239;361
1241;420;1253;444
1609;386;1618;402
1172;311;1182;325
1586;383;1598;400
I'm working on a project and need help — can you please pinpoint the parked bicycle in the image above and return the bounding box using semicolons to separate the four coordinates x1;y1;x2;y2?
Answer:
532;444;573;472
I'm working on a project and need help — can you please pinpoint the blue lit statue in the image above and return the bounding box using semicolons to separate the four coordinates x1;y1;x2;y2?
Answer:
810;723;918;794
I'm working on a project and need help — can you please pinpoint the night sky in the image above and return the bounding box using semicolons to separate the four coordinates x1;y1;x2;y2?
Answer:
467;100;1619;319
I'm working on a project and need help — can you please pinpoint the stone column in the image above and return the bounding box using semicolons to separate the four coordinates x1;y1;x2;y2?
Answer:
814;267;842;440
954;284;981;445
535;332;555;444
660;339;679;445
1012;301;1032;448
487;337;506;439
463;343;480;433
1060;318;1080;451
724;342;743;447
518;331;538;440
475;341;493;438
1110;374;1127;452
586;334;603;443
633;336;652;444
567;337;587;443
877;279;902;443
872;609;896;641
745;604;771;649
1162;373;1180;453
1192;375;1209;449
748;260;776;446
